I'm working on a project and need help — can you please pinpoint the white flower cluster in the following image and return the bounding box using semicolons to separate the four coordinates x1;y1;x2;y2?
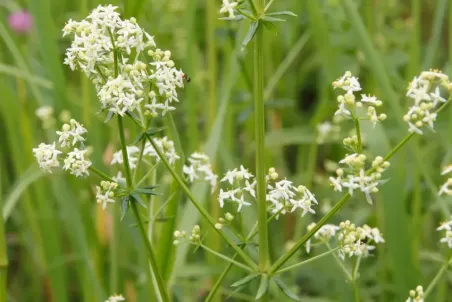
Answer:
96;181;118;209
404;70;450;134
35;105;56;129
406;285;424;302
105;294;125;302
111;137;180;170
33;118;92;177
56;119;88;147
337;220;384;260
63;5;185;118
218;166;317;216
306;223;340;253
32;143;62;173
183;152;218;192
436;216;452;248
332;71;386;126
316;122;341;144
439;164;452;196
329;154;390;204
220;0;239;18
63;148;92;177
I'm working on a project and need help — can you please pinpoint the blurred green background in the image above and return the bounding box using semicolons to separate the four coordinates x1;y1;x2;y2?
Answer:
1;0;452;301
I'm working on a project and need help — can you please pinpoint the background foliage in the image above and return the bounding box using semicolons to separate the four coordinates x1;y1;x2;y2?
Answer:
1;0;452;301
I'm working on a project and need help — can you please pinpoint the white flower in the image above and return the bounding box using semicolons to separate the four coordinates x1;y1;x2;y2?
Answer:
63;148;92;177
236;195;251;212
361;94;382;106
439;178;452;196
316;122;340;144
56;119;87;147
96;181;118;209
33;142;62;172
329;176;343;192
404;70;450;135
183;152;217;192
143;137;180;165
111;146;141;169
98;74;143;116
106;294;125;302
220;0;238;18
332;71;361;93
112;171;126;186
441;164;452;175
35;105;54;121
221;168;238;185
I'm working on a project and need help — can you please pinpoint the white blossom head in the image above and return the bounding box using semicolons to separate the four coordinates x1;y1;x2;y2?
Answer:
33;142;62;173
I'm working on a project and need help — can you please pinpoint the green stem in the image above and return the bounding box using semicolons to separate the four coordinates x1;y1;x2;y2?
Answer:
199;244;253;272
354;118;362;153
117;115;133;188
89;166;117;183
145;134;258;271
253;0;269;274
0;171;8;302
351;257;361;302
275;247;340;274
205;206;284;300
136;163;160;188
131;202;170;302
133;139;146;183
326;243;352;281
424;258;452;299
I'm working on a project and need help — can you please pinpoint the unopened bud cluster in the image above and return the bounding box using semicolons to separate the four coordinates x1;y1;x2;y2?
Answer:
404;70;450;134
305;223;340;253
214;212;234;230
173;225;202;245
183;152;218;192
96;181;118;209
329;154;390;204
337;220;384;260
406;285;424;302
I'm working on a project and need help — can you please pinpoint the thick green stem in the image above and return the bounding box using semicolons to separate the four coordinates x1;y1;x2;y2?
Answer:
145;134;258;271
131;202;170;302
253;0;269;274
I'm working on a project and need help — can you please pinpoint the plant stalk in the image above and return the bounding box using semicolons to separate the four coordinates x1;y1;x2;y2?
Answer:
253;0;269;274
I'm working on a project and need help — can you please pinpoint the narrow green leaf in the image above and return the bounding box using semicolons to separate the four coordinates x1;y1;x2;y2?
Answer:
146;127;166;136
219;15;246;21
231;273;260;287
133;132;145;145
127;110;142;125
133;188;160;195
255;274;269;299
261;16;286;22
131;193;147;208
104;111;114;123
2;166;45;221
241;21;260;50
273;277;300;301
266;11;297;17
121;196;130;221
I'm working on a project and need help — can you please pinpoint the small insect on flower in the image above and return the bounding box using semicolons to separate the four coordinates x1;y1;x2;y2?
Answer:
182;73;191;83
